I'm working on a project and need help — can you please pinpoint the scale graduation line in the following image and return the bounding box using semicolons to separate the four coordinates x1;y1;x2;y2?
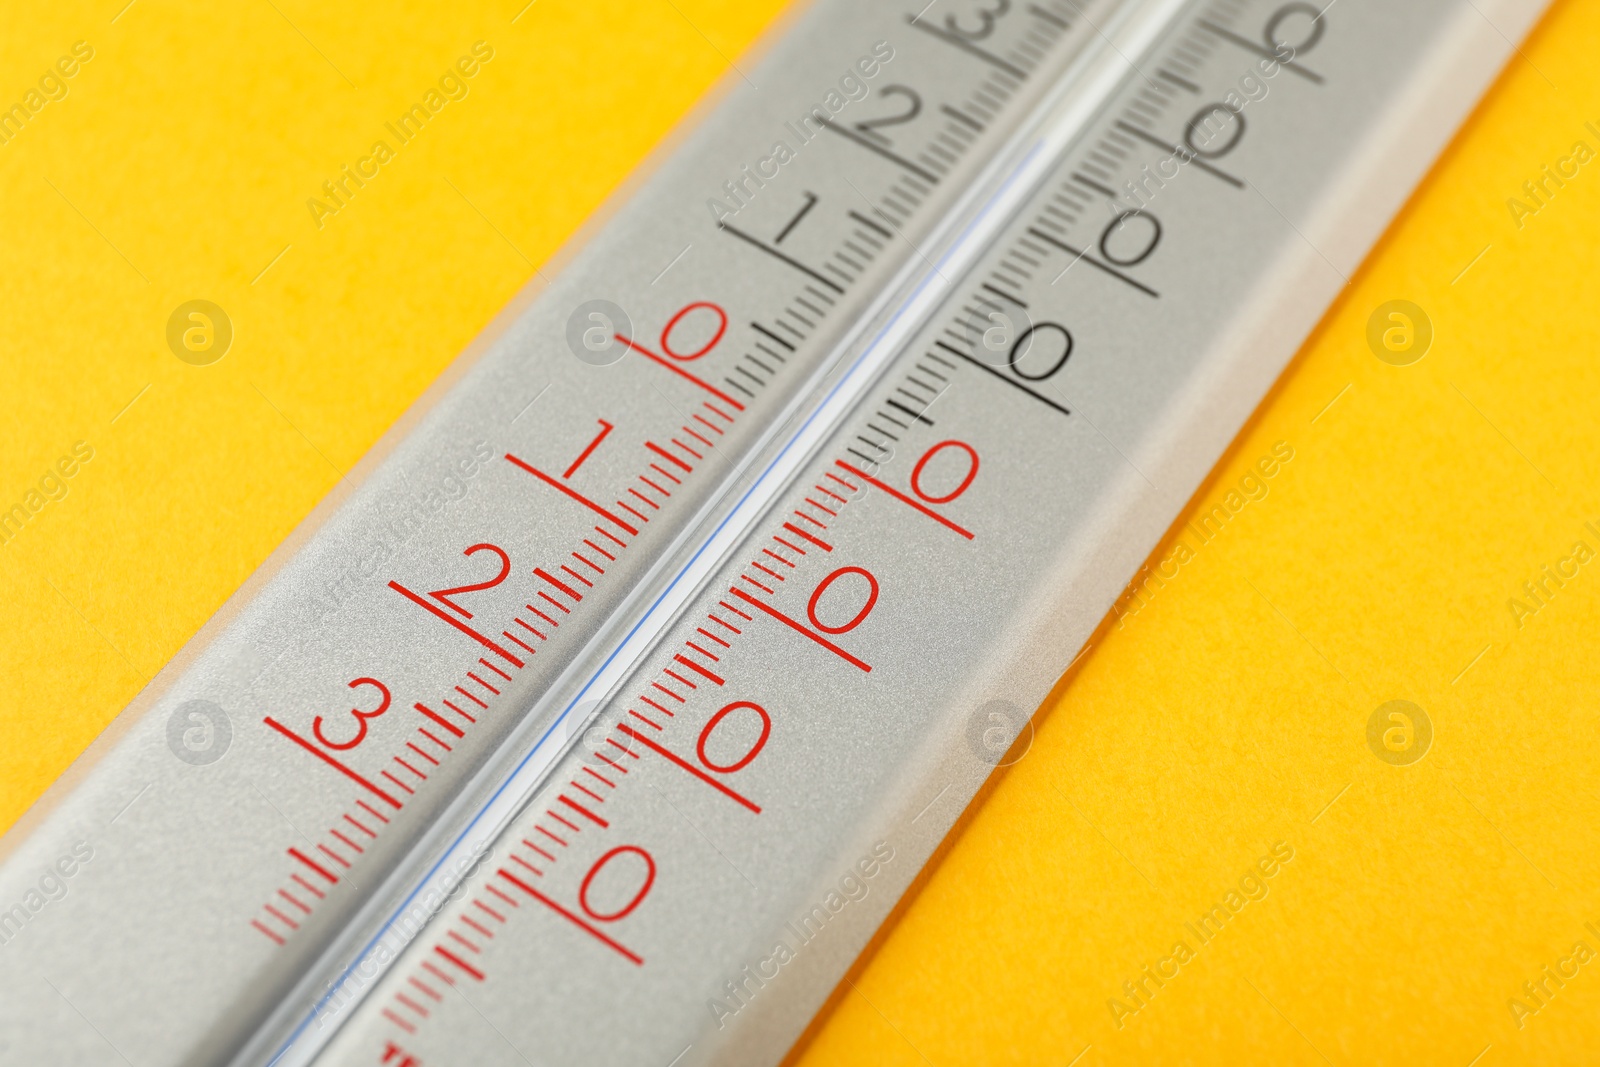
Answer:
265;4;1184;1060
298;0;1546;1063
0;0;1549;1065
0;1;1137;1064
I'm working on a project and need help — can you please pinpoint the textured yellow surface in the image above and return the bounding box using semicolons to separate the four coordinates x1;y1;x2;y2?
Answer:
793;0;1600;1063
0;0;789;832
4;0;1598;1065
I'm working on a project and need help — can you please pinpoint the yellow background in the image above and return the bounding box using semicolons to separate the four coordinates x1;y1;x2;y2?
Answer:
4;0;1599;1063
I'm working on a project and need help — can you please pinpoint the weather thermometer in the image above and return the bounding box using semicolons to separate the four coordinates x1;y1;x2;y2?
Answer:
0;0;1543;1064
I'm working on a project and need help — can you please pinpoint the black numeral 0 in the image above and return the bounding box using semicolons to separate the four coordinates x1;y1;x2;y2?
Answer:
1008;322;1073;381
1099;210;1162;267
1183;103;1246;160
1265;2;1325;57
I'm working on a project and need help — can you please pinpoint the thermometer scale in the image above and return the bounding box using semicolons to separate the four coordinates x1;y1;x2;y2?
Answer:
0;0;1543;1063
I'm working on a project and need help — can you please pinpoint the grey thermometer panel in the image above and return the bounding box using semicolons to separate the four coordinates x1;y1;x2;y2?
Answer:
0;2;1122;1064
305;0;1545;1064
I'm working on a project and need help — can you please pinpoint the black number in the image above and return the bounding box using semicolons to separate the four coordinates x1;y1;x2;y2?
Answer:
945;0;1012;41
1264;2;1325;57
774;191;818;244
1183;103;1246;160
1098;210;1162;267
1009;322;1072;381
854;85;922;145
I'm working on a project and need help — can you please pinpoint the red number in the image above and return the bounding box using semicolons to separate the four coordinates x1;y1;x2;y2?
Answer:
313;677;391;751
563;419;614;479
807;566;879;634
381;1041;421;1066
697;701;771;774
579;846;656;922
910;440;980;504
427;543;510;620
660;302;727;361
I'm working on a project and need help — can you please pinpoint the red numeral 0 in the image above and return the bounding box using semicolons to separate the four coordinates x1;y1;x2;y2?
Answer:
660;302;728;361
807;566;880;634
697;701;772;774
910;440;980;504
580;845;656;922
